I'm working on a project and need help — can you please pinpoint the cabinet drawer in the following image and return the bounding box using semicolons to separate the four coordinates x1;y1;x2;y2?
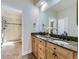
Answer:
56;53;66;59
73;52;78;59
38;55;45;59
38;51;46;59
47;42;57;50
38;44;45;54
46;47;55;59
39;39;46;46
35;40;38;58
56;46;74;59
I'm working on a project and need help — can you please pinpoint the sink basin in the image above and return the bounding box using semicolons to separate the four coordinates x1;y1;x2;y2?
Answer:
36;35;69;45
36;35;47;40
51;37;59;40
53;40;69;45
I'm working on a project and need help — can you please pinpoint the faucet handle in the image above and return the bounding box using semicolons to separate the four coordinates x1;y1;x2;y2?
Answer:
64;31;68;36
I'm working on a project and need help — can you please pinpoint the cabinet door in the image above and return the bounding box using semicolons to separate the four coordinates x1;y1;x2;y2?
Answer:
38;44;46;59
46;47;55;59
35;38;38;58
56;46;74;59
73;52;78;59
32;37;39;58
38;53;46;59
56;54;66;59
32;37;35;55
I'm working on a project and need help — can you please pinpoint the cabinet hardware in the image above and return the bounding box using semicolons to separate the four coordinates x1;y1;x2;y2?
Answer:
40;57;41;59
55;55;57;56
40;41;42;42
54;48;56;49
52;53;55;55
40;48;41;50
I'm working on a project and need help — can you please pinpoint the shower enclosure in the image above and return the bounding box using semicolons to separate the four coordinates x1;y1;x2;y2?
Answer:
1;13;22;44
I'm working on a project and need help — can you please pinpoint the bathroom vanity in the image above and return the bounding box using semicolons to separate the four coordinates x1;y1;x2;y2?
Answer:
31;35;78;59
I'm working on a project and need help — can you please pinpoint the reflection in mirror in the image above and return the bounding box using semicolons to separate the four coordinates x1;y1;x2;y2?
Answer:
33;0;78;38
48;17;57;35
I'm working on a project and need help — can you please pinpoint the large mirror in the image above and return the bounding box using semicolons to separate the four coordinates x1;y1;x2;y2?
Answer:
33;0;78;37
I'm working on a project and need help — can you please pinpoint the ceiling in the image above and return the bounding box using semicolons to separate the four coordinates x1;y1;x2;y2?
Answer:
2;0;77;13
33;0;39;4
33;0;55;6
47;0;77;12
33;0;77;12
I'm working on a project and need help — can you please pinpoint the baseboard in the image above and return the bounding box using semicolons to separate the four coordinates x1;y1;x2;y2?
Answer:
22;50;32;56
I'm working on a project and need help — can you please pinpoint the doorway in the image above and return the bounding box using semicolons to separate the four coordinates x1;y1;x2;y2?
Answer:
1;6;22;46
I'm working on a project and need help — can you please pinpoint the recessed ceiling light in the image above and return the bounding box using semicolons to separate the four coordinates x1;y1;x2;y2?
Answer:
41;2;48;11
40;1;45;5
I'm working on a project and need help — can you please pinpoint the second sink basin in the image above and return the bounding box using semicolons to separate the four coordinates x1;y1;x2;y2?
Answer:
53;40;69;45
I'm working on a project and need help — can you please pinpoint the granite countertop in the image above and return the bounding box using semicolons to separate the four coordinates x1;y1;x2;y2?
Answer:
35;35;78;52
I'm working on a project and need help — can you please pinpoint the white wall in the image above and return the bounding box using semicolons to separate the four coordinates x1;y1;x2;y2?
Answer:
57;5;78;37
2;0;39;55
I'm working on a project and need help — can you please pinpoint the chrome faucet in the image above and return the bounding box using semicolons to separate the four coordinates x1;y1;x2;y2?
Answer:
61;31;68;40
64;31;68;40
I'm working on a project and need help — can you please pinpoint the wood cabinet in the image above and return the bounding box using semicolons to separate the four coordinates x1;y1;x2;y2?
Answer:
46;47;55;59
46;42;74;59
32;36;46;59
38;38;46;59
35;38;39;58
56;53;66;59
46;47;66;59
31;35;78;59
38;51;46;59
47;42;57;51
46;42;77;59
73;52;78;59
56;46;74;59
32;36;35;55
32;36;38;58
38;39;46;46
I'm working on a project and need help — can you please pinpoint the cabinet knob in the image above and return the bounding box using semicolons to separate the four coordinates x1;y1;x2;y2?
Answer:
55;55;57;56
52;53;55;55
54;48;56;49
40;41;42;42
40;48;41;50
40;57;41;59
